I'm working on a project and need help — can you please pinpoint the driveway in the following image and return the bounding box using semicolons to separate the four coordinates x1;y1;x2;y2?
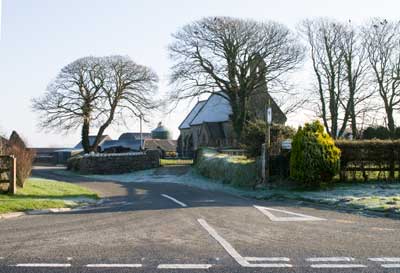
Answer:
0;166;399;273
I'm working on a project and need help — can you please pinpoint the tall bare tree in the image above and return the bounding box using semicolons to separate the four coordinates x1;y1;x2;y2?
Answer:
363;19;400;137
301;19;346;138
301;19;371;139
169;17;304;142
33;56;158;153
339;22;372;138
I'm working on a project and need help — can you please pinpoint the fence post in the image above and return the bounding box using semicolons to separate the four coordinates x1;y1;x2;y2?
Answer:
389;149;395;180
9;156;16;195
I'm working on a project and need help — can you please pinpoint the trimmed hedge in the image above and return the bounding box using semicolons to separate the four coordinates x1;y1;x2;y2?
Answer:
195;148;258;187
336;139;400;180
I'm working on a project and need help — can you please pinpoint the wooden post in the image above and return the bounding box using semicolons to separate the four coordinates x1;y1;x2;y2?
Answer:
261;143;266;182
9;155;16;195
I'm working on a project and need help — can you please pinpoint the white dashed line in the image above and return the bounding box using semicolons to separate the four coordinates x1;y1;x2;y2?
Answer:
197;219;292;268
254;206;326;221
310;264;367;268
381;264;400;268
86;264;142;268
245;257;290;262
157;264;212;269
161;194;187;207
14;263;71;267
306;257;355;262
369;257;400;262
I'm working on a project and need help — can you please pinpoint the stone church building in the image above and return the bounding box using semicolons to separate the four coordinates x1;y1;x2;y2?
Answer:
178;56;288;157
178;91;287;157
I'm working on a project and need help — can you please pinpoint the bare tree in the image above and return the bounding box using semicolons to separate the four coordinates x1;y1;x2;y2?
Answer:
339;22;372;138
169;17;304;142
301;19;346;138
301;19;372;139
33;56;158;153
363;19;400;137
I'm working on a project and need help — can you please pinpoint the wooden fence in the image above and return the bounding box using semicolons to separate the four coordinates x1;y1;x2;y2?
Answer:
0;155;16;194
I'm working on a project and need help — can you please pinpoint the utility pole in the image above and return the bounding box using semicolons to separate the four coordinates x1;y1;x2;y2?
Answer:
139;114;143;150
264;98;272;184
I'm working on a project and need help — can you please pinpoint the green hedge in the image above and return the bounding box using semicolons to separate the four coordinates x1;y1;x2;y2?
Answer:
195;148;258;187
336;139;400;180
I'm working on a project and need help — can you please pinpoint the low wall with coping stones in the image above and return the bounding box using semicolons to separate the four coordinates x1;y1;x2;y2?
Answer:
78;150;160;175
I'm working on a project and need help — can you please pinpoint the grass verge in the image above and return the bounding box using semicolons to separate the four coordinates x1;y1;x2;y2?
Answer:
0;178;99;214
160;159;193;166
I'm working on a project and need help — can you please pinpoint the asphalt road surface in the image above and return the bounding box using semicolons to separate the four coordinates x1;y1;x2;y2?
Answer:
0;166;399;273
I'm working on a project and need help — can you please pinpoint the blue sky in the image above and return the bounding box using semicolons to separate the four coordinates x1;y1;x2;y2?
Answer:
0;0;398;147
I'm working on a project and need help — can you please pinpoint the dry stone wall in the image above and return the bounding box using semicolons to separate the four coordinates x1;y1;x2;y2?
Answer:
78;150;160;175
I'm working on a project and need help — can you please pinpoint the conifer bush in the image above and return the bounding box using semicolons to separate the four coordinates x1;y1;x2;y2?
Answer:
290;121;340;186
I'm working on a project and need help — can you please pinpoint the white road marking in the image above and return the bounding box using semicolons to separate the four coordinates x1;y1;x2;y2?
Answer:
254;206;325;221
369;257;400;262
15;263;71;267
86;264;142;268
382;264;400;268
311;264;367;268
306;257;355;262
66;257;73;261
161;194;187;207
157;264;212;269
245;257;290;262
197;219;292;268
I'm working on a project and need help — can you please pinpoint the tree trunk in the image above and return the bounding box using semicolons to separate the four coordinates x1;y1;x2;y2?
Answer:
350;98;358;139
386;106;396;138
81;119;90;153
230;96;247;146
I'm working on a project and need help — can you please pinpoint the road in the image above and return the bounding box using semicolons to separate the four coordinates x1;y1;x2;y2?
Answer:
0;166;399;273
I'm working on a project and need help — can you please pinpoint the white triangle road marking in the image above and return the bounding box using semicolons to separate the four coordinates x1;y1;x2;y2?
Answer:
197;219;292;268
254;206;326;222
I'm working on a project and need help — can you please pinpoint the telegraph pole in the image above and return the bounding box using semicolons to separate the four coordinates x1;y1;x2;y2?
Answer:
139;114;143;150
264;98;271;184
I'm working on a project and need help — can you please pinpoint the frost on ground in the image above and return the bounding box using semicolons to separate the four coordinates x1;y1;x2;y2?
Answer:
56;168;400;215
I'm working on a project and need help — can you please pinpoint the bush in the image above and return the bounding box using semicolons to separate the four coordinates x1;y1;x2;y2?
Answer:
362;126;400;139
6;131;35;188
290;121;341;187
241;120;295;157
67;156;82;171
195;148;258;187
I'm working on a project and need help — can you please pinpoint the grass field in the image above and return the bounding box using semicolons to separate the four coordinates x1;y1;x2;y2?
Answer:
160;158;193;166
0;178;98;214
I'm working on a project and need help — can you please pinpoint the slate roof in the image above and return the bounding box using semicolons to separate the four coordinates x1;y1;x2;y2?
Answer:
190;94;231;126
178;100;207;129
180;91;287;129
144;139;177;152
119;132;152;141
101;139;143;151
74;135;112;150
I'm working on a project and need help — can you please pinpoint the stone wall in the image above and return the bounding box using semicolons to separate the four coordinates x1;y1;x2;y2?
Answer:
77;150;160;175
